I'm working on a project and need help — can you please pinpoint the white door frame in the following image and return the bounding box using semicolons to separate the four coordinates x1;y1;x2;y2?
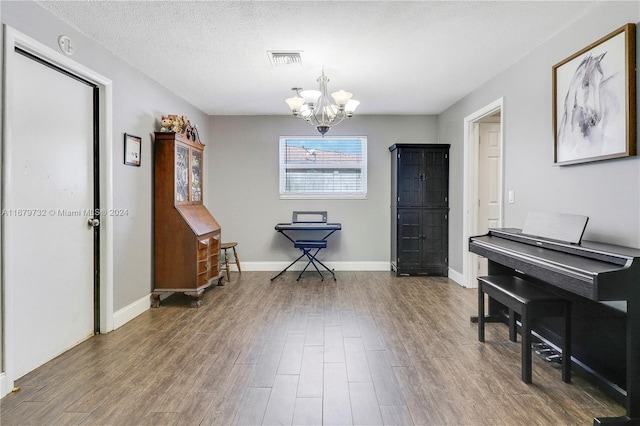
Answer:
1;25;114;396
462;97;504;288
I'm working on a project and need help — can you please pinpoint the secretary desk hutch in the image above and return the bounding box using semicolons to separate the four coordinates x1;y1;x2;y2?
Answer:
152;127;222;307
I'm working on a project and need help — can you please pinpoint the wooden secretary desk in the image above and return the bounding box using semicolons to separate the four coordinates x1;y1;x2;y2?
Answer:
152;128;222;307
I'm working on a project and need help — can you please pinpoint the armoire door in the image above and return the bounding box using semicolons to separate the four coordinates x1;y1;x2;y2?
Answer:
423;149;449;208
397;147;448;208
397;149;424;207
397;209;422;270
397;209;448;273
421;209;448;272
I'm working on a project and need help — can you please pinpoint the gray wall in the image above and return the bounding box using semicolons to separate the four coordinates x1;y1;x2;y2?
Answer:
1;1;210;311
206;115;438;266
439;1;640;275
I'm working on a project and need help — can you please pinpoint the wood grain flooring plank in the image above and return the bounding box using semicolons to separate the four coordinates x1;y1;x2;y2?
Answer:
233;387;271;426
393;366;441;425
249;337;286;388
379;405;414;426
201;364;254;425
235;321;272;366
1;400;89;426
357;316;386;351
198;348;244;393
366;350;406;407
340;310;361;338
297;345;324;398
344;337;372;383
62;382;124;414
288;309;309;334
372;319;412;367
323;310;341;328
262;374;299;425
138;411;183;426
324;325;345;364
305;314;324;346
165;352;219;394
323;362;353;425
146;390;215;425
349;382;384;426
292;397;323;426
277;332;306;375
269;310;294;341
72;384;148;425
68;386;138;425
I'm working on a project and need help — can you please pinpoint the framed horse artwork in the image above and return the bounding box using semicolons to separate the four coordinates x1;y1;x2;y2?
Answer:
553;23;636;166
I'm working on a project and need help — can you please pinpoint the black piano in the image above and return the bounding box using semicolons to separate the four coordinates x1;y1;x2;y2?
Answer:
470;227;640;425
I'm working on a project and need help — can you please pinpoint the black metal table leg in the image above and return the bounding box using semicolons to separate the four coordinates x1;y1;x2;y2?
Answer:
271;252;306;281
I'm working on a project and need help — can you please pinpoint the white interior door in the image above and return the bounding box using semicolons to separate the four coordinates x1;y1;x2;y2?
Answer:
476;121;502;276
9;50;96;379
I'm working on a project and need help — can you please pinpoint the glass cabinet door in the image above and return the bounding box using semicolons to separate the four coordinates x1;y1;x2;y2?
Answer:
191;149;202;202
175;144;189;202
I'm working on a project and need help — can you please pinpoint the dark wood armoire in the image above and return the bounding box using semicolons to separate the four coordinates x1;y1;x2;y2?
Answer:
152;129;222;307
390;144;450;276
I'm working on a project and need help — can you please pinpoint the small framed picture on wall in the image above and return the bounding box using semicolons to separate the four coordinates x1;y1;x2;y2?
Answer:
124;133;141;166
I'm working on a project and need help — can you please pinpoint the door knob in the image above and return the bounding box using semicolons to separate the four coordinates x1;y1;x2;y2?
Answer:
87;218;100;227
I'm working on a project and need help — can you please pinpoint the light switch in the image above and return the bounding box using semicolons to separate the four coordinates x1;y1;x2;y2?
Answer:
508;190;515;204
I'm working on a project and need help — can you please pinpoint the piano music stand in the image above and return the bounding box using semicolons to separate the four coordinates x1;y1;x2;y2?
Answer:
271;211;341;281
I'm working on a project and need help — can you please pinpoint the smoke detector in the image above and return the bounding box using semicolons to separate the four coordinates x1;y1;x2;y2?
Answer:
268;51;303;68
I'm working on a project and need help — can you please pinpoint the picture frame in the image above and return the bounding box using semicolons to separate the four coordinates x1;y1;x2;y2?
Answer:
124;133;142;166
553;23;636;166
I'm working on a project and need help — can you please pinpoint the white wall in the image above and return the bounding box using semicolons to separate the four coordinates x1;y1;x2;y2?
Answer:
439;1;640;275
1;1;210;311
206;115;438;267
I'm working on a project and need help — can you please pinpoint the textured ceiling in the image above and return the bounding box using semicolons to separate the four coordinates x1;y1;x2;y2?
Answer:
37;1;599;115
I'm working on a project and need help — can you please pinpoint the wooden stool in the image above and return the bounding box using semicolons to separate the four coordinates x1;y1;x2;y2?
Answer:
478;275;571;384
221;242;241;282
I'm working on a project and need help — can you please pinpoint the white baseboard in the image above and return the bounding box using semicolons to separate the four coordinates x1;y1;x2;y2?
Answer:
238;261;391;272
113;294;150;330
447;268;465;287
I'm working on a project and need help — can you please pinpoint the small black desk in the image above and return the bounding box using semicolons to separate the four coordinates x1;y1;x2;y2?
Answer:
271;222;341;281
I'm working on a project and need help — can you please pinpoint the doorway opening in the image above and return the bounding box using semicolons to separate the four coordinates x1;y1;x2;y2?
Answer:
462;98;504;288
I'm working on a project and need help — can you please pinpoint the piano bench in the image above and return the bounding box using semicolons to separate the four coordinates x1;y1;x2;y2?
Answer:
477;275;571;384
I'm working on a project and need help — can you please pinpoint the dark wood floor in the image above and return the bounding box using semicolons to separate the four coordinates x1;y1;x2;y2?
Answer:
1;271;625;425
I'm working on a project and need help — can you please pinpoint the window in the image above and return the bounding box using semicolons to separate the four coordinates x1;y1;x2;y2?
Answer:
279;136;367;199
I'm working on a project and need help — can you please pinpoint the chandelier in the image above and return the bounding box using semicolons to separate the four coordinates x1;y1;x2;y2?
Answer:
285;70;360;136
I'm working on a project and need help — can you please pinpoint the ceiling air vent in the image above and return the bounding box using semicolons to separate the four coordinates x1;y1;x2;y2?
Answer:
268;51;302;67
